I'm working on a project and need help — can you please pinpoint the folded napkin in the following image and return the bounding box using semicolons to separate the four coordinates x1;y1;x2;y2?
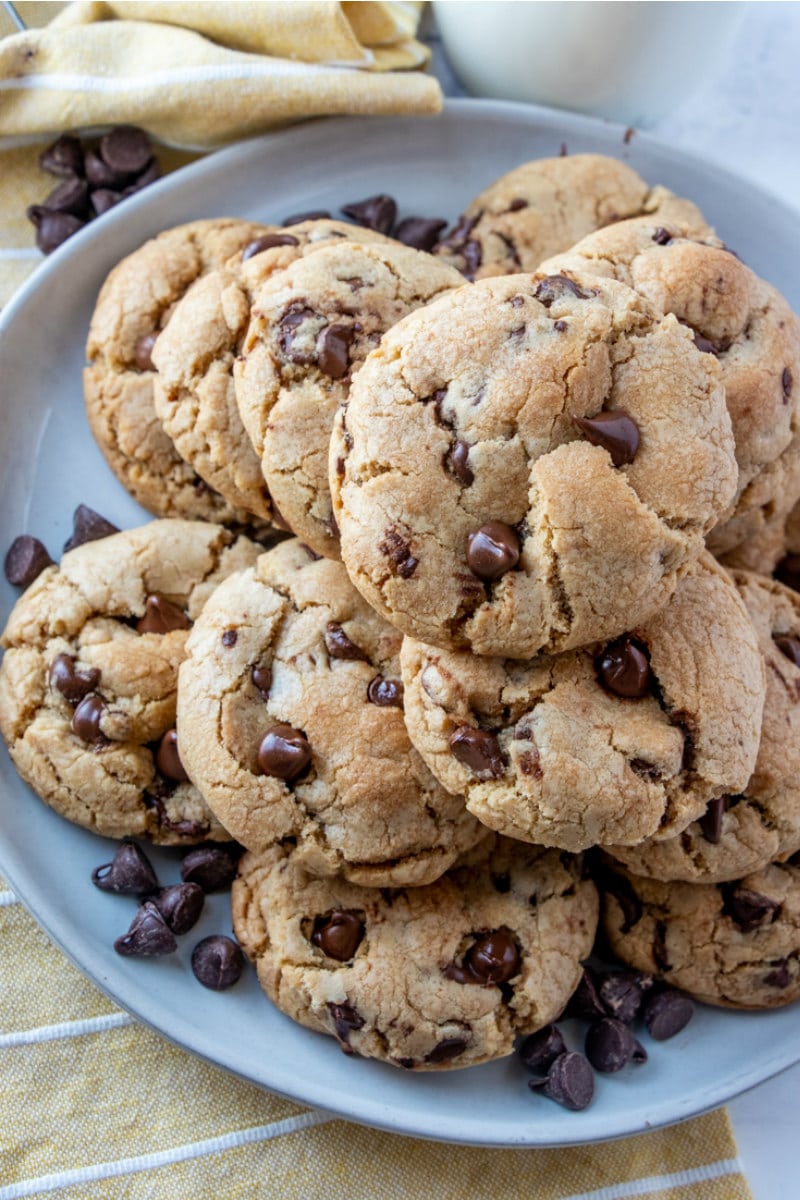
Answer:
0;873;752;1199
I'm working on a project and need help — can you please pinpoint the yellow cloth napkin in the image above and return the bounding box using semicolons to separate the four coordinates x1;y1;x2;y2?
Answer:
0;872;752;1199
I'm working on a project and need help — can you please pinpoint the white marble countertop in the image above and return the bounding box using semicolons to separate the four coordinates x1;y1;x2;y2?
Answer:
430;4;800;1196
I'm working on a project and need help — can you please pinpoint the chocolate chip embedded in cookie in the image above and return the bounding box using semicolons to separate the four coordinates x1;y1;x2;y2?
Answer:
231;836;597;1069
176;538;485;886
401;553;765;852
332;271;738;659
599;858;800;1009
0;519;260;842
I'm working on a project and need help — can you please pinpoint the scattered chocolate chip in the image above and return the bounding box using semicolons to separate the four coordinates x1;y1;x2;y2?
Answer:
367;675;404;707
4;535;53;587
518;1025;566;1073
100;125;152;177
316;323;353;379
721;885;781;931
574;410;640;467
84;148;127;190
242;232;300;260
324;621;368;661
782;367;793;402
597;636;652;699
49;653;100;703
281;209;331;226
127;158;160;192
91;189;124;216
652;227;673;245
341;193;396;235
585;1018;646;1072
92;839;158;894
775;553;800;593
191;934;244;990
379;529;418;578
445;439;474;486
71;694;107;744
28;208;85;254
449;725;505;779
534;275;595;308
394;216;448;251
466;521;520;580
642;989;693;1040
599;969;652;1023
311;910;364;961
426;1037;469;1064
114;900;177;957
155;728;190;782
699;795;729;844
251;663;272;699
134;332;158;371
328;1000;364;1048
775;634;800;668
257;724;311;781
566;967;607;1020
181;847;238;893
63;505;119;552
623;127;635;145
151;882;204;934
530;1052;594;1111
43;176;90;217
136;593;191;634
39;134;84;178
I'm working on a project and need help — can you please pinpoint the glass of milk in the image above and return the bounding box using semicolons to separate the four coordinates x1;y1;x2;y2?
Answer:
432;1;744;127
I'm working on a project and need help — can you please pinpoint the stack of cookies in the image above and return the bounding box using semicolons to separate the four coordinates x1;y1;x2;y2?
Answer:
3;153;800;1082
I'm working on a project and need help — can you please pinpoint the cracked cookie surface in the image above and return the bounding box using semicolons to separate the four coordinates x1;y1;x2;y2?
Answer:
176;538;484;885
332;271;737;658
231;836;597;1069
401;553;765;853
235;240;464;558
434;153;709;280
600;858;800;1009
540;217;800;559
0;520;260;842
84;218;270;523
609;572;800;881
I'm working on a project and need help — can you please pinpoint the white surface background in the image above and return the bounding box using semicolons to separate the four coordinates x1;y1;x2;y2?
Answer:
429;3;800;1197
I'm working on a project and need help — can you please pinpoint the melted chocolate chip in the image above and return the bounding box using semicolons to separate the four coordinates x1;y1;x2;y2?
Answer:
782;367;793;402
92;840;158;895
508;197;528;212
257;724;311;781
278;304;317;364
425;1037;468;1064
449;725;505;779
652;227;673;245
4;535;53;588
71;694;107;744
281;209;331;226
181;847;238;893
242;232;300;260
114;900;177;957
152;882;204;934
341;193;396;235
721;885;781;931
136;594;191;634
63;505;120;552
553;319;568;332
465;928;520;984
597;636;652;699
316;324;353;379
585;1018;646;1072
534;275;596;308
574;411;640;467
328;1001;364;1048
465;521;520;580
775;553;800;593
445;440;474;486
518;1024;566;1073
221;628;237;648
155;728;189;782
594;866;643;933
530;1052;594;1111
367;676;404;707
775;634;800;668
394;216;447;252
324;621;368;661
191;935;244;990
134;332;158;371
642;989;693;1040
764;958;793;988
311;910;364;961
699;795;729;844
460;239;482;278
49;653;100;704
379;529;418;578
251;663;272;699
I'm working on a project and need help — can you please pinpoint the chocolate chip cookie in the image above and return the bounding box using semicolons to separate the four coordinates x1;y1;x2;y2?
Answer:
176;538;485;885
231;836;598;1069
235;240;464;558
84;218;270;523
0;520;260;842
401;553;764;852
539;217;800;560
332;271;737;658
600;858;800;1009
151;221;393;526
609;571;800;881
435;153;709;280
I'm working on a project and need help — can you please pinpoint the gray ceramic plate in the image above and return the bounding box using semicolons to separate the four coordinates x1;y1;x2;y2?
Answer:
1;100;798;1147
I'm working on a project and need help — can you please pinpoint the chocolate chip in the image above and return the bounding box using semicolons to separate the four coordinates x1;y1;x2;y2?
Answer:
597;636;652;699
425;1037;468;1064
782;367;793;402
257;724;311;781
92;840;158;895
251;663;272;699
242;232;300;260
445;440;474;486
100;125;152;177
71;694;107;744
518;1025;566;1073
220;629;238;649
764;958;793;988
311;910;364;961
114;900;177;957
530;1052;594;1110
278;304;317;364
324;621;368;661
466;928;520;984
367;676;404;707
699;795;729;844
84;149;127;190
466;521;520;580
775;634;800;667
152;882;204;934
127;158;160;192
134;332;158;371
594;865;643;933
341;193;396;235
652;227;673;245
642;989;693;1040
437;212;479;250
379;529;418;578
63;505;119;552
449;725;505;779
181;847;238;893
652;920;670;972
599;969;652;1023
692;330;718;354
508;197;528;212
328;1000;364;1047
316;324;353;379
28;209;85;254
461;239;482;278
721;885;781;931
136;594;191;634
553;319;568;332
191;934;244;990
492;871;511;893
43;176;90;217
585;1018;647;1072
775;553;800;593
4;535;53;587
155;728;190;782
91;188;124;217
574;411;640;467
281;209;331;226
566;967;607;1020
49;653;100;703
39;134;84;178
534;275;596;307
394;216;448;252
